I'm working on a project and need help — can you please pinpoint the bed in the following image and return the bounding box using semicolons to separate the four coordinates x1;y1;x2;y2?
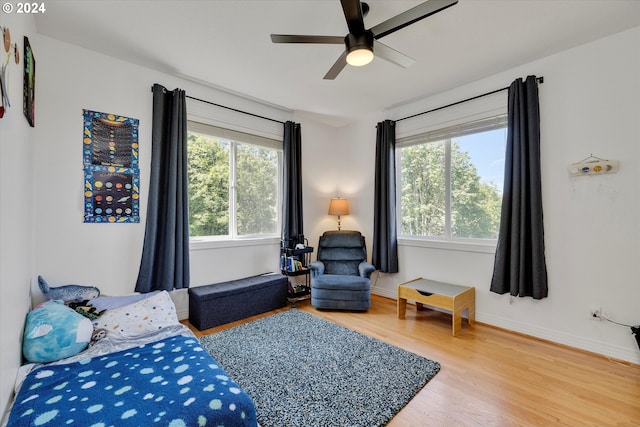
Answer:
6;291;258;427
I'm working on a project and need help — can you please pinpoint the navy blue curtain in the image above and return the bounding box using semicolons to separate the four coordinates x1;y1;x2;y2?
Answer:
136;84;190;293
372;120;398;273
490;76;548;299
282;121;303;246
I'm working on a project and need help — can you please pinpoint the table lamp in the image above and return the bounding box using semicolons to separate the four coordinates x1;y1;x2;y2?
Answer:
328;198;349;230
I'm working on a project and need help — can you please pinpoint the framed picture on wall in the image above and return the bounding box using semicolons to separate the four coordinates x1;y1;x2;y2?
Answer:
83;167;140;223
23;36;35;127
82;109;140;223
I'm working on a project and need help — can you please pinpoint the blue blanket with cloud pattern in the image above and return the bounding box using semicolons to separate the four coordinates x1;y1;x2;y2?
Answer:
8;334;257;426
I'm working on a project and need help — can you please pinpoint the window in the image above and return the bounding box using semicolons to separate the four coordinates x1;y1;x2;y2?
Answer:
187;121;282;240
398;115;507;241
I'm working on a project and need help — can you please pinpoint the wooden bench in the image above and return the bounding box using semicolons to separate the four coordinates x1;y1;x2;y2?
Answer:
397;278;475;336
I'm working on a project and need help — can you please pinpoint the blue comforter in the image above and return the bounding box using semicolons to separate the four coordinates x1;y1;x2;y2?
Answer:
8;333;257;426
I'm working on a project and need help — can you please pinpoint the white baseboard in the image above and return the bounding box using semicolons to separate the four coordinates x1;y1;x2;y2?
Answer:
371;287;396;300
371;288;640;364
478;312;640;364
177;308;189;321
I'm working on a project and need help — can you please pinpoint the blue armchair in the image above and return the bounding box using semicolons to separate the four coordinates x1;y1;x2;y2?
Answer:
308;230;376;311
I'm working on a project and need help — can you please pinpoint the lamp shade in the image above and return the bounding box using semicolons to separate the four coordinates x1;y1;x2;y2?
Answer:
328;198;350;216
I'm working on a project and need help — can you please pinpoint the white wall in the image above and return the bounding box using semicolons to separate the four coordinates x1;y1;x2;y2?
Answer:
0;12;37;416
296;113;381;254
31;35;292;319
363;27;640;363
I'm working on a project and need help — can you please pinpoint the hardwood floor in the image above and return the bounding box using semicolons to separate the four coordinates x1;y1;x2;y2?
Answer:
184;295;640;426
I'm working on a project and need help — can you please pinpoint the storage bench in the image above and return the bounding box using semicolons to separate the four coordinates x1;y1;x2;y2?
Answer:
188;273;288;330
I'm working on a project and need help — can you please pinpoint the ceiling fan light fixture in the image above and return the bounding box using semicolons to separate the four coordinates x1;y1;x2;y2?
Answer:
345;32;374;67
346;47;374;66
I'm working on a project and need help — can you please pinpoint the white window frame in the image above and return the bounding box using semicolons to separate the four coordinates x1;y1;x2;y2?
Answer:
187;120;283;247
394;93;507;253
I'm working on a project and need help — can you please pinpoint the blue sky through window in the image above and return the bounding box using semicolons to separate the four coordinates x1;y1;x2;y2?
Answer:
454;127;507;193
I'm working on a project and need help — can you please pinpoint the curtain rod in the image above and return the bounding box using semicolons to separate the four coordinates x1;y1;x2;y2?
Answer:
150;86;285;125
396;76;544;123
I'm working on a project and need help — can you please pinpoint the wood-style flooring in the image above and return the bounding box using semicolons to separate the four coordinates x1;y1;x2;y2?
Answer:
184;295;640;426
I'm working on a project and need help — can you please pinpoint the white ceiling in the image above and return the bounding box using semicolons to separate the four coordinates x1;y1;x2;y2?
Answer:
35;0;640;123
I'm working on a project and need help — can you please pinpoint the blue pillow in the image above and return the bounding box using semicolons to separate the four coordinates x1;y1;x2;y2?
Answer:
23;300;93;363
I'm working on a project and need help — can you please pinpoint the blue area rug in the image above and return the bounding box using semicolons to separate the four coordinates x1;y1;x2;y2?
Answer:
199;309;440;426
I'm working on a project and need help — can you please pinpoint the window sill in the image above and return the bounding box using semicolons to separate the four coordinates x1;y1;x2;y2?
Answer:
189;236;281;251
398;237;496;254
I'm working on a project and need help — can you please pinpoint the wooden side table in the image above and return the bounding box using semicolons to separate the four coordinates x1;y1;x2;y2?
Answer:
397;278;475;336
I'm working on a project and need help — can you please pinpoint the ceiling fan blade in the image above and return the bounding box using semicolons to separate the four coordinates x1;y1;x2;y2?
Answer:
370;0;458;39
271;34;344;44
373;40;415;68
323;51;348;80
340;0;365;34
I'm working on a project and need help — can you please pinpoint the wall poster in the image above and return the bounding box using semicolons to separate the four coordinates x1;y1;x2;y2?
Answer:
83;109;140;223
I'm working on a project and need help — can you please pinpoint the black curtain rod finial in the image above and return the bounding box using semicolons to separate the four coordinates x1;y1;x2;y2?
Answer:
151;84;168;94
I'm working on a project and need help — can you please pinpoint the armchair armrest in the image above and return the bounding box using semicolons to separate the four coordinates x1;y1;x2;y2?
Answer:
358;262;376;279
308;261;325;278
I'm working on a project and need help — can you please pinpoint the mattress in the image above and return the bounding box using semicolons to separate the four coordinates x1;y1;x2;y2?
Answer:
7;304;258;426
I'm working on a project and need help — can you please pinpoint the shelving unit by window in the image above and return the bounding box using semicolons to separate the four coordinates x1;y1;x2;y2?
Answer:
280;240;313;305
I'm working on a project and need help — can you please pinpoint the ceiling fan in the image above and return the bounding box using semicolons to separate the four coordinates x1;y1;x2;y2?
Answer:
270;0;458;80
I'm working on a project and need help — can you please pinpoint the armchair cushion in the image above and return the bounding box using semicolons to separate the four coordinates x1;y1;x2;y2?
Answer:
316;230;367;276
312;274;370;290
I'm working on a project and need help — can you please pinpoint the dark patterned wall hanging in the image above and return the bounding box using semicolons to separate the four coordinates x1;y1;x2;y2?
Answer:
23;36;35;127
83;109;140;223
